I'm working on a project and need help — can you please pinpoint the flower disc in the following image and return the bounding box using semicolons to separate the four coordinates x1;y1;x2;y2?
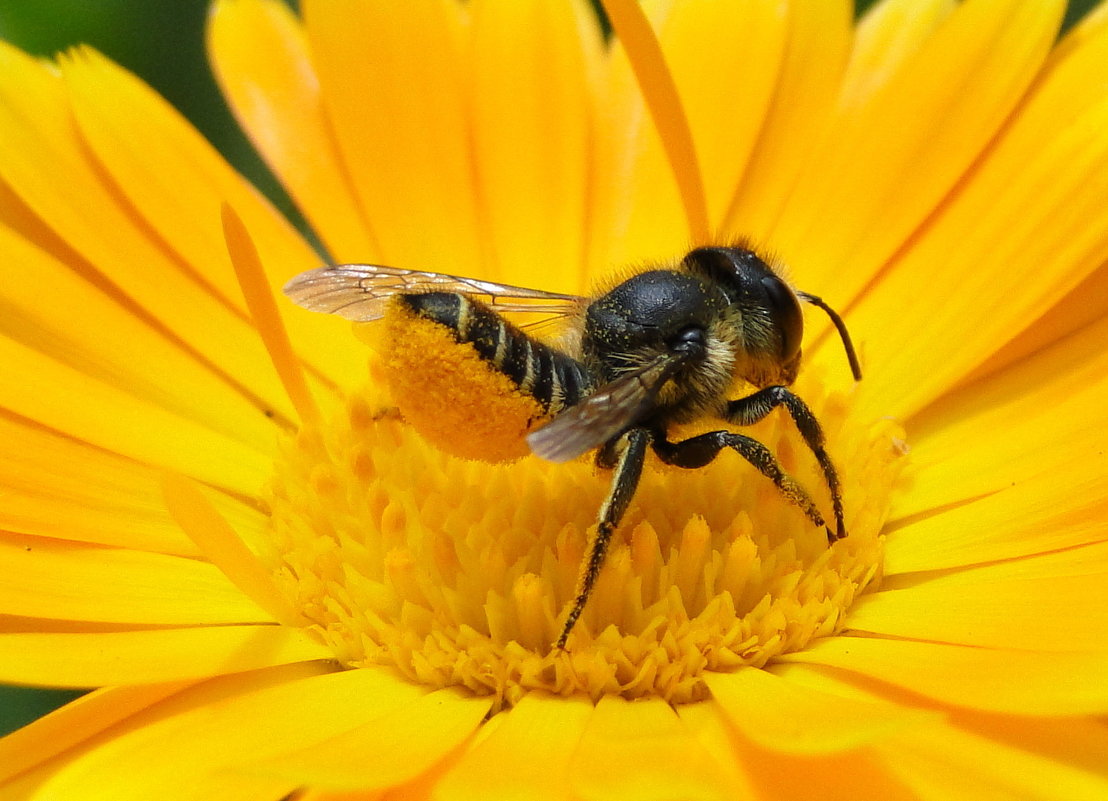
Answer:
265;363;906;710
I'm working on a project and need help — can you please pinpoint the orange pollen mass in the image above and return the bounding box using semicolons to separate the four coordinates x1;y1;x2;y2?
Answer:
368;298;550;463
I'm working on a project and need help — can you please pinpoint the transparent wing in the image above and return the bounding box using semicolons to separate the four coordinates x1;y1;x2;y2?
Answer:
283;264;584;322
527;355;679;463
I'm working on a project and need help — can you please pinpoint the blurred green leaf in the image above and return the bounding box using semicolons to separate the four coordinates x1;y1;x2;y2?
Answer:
0;685;84;737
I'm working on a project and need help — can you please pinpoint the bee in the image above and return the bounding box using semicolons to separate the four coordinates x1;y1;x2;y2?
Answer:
284;245;862;648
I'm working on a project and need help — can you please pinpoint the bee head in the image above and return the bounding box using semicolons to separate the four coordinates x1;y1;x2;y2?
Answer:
684;246;804;387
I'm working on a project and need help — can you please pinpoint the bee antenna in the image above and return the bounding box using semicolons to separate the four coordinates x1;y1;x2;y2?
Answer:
796;291;862;381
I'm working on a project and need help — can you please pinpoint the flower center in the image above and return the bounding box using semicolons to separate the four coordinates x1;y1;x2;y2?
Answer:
263;362;905;710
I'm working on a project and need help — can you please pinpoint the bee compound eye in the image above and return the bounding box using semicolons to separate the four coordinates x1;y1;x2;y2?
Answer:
761;276;803;361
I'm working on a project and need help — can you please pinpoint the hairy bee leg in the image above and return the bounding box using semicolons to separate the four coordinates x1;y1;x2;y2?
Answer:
726;387;847;541
556;428;650;649
651;430;828;535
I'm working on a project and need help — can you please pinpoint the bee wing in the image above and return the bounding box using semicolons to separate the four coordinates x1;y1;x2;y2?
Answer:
527;355;678;463
283;264;584;322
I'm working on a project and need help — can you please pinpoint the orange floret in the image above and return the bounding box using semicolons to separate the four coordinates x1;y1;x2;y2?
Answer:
377;297;551;463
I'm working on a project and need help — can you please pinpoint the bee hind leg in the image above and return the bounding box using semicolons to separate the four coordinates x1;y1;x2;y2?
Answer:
726;387;846;541
651;428;832;542
555;428;650;650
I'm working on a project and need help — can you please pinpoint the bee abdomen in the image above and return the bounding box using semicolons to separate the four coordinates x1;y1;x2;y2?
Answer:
400;293;590;413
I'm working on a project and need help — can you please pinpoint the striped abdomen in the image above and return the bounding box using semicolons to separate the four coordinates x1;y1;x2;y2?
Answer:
398;292;592;414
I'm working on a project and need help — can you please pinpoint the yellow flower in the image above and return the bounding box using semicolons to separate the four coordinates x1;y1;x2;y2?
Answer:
1;0;1107;798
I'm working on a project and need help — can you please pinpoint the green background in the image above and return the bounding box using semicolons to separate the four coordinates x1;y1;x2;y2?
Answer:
0;0;1099;738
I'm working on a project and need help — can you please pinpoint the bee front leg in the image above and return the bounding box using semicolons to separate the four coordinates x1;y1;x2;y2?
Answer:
556;427;650;649
651;429;831;540
726;387;846;540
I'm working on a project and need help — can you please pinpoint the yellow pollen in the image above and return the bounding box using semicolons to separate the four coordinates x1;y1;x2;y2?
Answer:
263;364;906;711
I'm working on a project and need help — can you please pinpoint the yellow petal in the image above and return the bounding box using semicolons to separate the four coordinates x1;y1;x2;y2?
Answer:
0;532;271;625
434;691;591;800
714;689;920;801
0;683;190;786
0;416;197;555
894;539;1108;587
1052;0;1108;65
0;417;265;557
884;459;1106;574
771;0;1064;304
599;0;799;267
957;713;1108;792
58;44;314;295
0;333;271;494
590;0;686;269
740;751;918;801
7;757;281;801
58;46;363;390
874;715;1108;801
34;665;420;801
603;0;710;245
887;316;1108;571
568;695;735;801
468;0;599;291
847;572;1108;651
849;11;1108;420
939;3;1108;381
657;0;789;235
673;702;761;798
207;0;380;262
722;0;853;243
780;636;1108;715
0;223;288;449
0;43;313;412
706;666;938;755
221;203;321;430
906;272;1108;446
161;473;304;627
952;260;1108;388
841;0;956;109
0;625;329;687
250;687;490;791
303;0;482;274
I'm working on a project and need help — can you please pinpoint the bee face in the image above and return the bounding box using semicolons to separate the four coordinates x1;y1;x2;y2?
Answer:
683;246;805;388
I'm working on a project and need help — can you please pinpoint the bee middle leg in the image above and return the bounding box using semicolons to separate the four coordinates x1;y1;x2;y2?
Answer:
650;429;832;541
556;427;650;649
726;386;846;540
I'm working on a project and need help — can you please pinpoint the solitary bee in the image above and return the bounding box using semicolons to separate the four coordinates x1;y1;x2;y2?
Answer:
284;245;861;647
